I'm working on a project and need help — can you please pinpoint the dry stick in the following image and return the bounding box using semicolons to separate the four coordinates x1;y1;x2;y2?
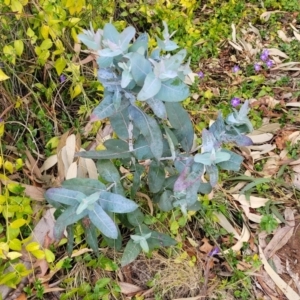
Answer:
0;104;13;120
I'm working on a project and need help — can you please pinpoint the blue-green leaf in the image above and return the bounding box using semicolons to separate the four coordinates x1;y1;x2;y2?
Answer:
217;149;243;171
129;106;163;160
146;97;167;119
88;203;118;239
158;190;174;211
155;78;189;102
62;178;106;196
98;191;138;213
131;164;145;198
121;240;141;266
76;192;101;214
103;23;119;44
137;72;161;101
125;52;152;86
110;107;130;139
96;159;120;183
84;223;99;255
148;161;165;193
165;103;194;152
119;26;136;51
127;208;145;226
54;205;88;239
45;188;85;207
129;33;148;54
76;148;132;160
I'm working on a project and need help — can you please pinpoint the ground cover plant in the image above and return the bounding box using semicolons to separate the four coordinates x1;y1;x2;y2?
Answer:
1;0;300;299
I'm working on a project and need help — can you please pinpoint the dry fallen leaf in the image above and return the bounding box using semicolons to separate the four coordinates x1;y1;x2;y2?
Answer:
223;224;250;253
259;245;300;300
232;194;269;208
214;212;240;239
118;282;143;295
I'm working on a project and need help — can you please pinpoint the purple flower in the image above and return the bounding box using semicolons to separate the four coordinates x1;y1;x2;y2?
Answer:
231;97;241;107
260;49;269;62
266;60;273;69
254;63;261;72
208;247;220;257
232;65;240;73
59;75;66;83
197;71;204;78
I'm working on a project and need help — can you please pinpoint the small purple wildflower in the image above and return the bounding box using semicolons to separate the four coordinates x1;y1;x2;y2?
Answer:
232;65;240;73
254;63;261;72
59;75;66;83
231;97;241;107
260;49;269;62
198;71;204;78
208;247;220;257
266;60;273;69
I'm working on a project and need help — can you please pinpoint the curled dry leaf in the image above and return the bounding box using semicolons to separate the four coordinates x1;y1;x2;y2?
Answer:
118;282;143;295
40;155;58;173
294;31;300;42
277;30;292;43
262;155;280;176
66;161;77;180
268;48;289;59
286;102;300;108
214;212;240;239
223;224;250;254
184;72;198;85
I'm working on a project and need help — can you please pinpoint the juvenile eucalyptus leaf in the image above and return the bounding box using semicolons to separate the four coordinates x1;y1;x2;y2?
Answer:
109;108;130;139
77;148;132;160
146;97;167;119
125;52;152;86
119;26;136;51
127;208;145;226
104;139;129;152
66;225;74;256
133;135;154;160
198;182;212;194
129;106;163;160
147;231;177;249
98;191;138;213
88;203;118;239
165;103;194;152
103;23;119;44
103;228;122;251
121;240;141;267
45;188;85;207
96;159;120;183
155;78;189;102
62;178;106;196
217;149;243;171
83;222;99;255
76;192;101;215
158;190;174;211
148;161;165;193
206;165;219;187
131;164;145;198
137;72;161;101
54;205;88;239
128;33;148;54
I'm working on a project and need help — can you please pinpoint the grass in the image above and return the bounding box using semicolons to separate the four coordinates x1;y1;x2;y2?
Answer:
1;0;300;299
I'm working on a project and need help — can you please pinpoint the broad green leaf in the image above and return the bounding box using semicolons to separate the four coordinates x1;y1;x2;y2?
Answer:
104;139;129;152
155;78;189;102
127;208;145;226
62;178;106;196
9;239;22;251
14;40;24;57
25;242;40;252
10;219;27;229
137;72;161;101
96;159;120;183
146;97;167;119
45;188;86;207
129;106;163;160
148;161;165;193
44;249;55;262
206;165;219;187
139;239;149;253
54;205;88;239
0;69;9;81
40;39;53;50
88;203;118;239
121;239;141;266
126;52;151;86
54;57;67;75
99;191;138;213
7;251;22;260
